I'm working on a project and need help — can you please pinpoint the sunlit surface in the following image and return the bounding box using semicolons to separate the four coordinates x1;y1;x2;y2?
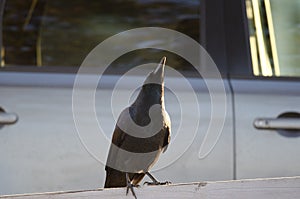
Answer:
246;0;300;77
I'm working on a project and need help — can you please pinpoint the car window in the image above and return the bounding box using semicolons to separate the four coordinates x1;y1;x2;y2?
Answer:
246;0;300;77
1;0;200;72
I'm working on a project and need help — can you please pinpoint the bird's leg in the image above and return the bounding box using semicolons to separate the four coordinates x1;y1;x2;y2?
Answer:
144;172;171;186
126;173;137;199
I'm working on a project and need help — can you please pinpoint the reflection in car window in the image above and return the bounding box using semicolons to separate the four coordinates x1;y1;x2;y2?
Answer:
246;0;300;77
1;0;200;71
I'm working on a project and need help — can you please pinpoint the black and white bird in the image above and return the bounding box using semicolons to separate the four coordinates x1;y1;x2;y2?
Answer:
104;57;171;198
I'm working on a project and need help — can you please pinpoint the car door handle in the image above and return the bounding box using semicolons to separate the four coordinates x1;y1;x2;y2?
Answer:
254;118;300;130
0;112;18;125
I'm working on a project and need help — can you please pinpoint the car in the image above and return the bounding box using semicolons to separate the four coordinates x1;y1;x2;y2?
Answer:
0;0;299;196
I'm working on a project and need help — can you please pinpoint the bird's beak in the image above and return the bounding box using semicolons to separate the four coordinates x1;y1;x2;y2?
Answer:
144;57;166;86
153;56;166;81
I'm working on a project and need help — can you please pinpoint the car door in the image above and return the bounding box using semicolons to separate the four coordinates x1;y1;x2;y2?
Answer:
229;0;300;179
0;0;234;195
233;79;300;179
0;73;100;195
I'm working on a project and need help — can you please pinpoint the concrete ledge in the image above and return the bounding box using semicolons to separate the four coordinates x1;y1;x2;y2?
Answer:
1;176;300;199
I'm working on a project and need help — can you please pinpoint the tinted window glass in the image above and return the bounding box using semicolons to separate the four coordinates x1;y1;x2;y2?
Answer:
246;0;300;77
1;0;200;71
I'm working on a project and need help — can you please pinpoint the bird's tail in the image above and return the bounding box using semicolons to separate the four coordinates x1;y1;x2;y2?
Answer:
104;167;126;188
104;167;146;188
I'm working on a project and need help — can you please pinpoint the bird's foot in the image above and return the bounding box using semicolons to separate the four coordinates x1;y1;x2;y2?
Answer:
126;173;138;199
144;171;171;186
144;180;171;186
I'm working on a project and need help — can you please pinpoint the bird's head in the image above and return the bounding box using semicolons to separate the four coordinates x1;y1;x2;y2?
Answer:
133;57;166;106
143;56;166;90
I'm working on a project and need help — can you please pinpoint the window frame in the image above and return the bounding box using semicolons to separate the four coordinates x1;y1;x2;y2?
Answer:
223;0;253;78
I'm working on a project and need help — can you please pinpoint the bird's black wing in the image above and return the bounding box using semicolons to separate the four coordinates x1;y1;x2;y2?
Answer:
105;124;127;169
104;125;128;188
105;108;130;188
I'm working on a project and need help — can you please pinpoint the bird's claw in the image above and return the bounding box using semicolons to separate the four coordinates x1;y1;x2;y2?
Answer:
143;181;171;186
126;183;137;199
126;173;138;199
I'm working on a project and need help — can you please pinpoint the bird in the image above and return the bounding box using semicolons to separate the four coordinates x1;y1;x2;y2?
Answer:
104;57;171;198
